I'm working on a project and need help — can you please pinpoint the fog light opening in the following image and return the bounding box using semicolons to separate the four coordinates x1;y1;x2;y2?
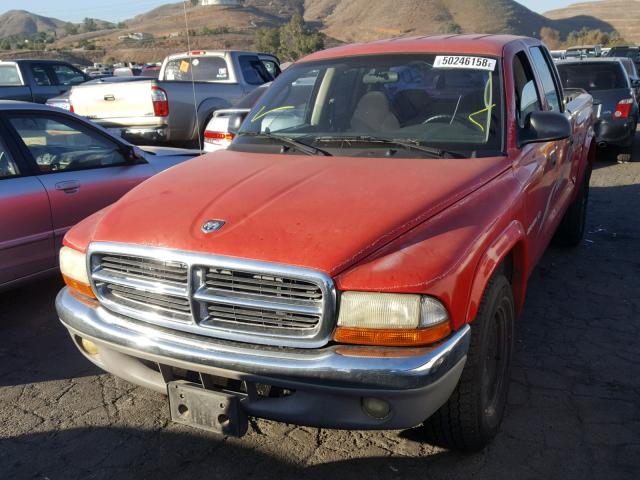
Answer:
178;404;189;416
362;397;391;420
79;337;99;356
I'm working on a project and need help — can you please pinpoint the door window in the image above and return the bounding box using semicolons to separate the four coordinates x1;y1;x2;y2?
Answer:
164;56;229;81
529;47;562;112
51;64;86;86
239;55;274;85
513;52;542;127
30;65;52;86
0;64;22;86
0;139;20;179
8;115;127;173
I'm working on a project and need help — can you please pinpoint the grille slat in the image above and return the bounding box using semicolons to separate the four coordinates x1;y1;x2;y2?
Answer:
204;269;323;302
99;254;188;286
90;250;330;345
106;285;192;319
205;303;319;330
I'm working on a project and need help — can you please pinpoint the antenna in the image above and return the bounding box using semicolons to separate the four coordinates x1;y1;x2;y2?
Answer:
183;1;203;153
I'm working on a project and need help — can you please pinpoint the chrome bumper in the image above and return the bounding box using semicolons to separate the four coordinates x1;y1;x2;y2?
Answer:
57;287;471;429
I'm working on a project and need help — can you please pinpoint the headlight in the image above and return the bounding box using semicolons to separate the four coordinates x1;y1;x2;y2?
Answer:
59;246;95;298
335;292;451;346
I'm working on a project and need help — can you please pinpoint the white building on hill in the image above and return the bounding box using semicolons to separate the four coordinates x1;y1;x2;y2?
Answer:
201;0;241;5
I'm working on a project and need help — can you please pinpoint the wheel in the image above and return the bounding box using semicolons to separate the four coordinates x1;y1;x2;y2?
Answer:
422;274;514;452
615;144;633;163
615;126;636;163
554;167;591;247
616;152;632;163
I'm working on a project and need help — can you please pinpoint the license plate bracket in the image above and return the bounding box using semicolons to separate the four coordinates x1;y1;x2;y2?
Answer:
168;381;248;437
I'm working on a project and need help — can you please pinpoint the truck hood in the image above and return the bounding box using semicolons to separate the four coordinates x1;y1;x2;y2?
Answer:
90;150;508;275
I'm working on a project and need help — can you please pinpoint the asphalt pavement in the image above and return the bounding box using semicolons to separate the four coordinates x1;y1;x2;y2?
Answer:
1;134;639;479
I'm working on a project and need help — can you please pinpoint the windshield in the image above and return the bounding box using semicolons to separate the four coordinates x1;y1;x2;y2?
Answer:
557;63;628;91
164;56;230;82
233;54;504;157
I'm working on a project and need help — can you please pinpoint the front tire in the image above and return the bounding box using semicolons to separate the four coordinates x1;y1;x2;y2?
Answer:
422;274;515;452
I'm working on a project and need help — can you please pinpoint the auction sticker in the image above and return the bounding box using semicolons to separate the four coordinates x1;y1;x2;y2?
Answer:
434;56;496;71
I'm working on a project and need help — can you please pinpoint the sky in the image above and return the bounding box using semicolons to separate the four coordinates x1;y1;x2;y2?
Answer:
1;0;596;23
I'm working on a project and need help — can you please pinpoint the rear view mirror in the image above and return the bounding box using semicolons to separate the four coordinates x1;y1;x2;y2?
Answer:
362;71;399;84
227;111;249;135
519;111;571;147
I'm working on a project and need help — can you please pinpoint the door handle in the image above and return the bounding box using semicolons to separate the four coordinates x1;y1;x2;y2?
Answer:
104;94;115;101
546;148;558;168
55;180;80;194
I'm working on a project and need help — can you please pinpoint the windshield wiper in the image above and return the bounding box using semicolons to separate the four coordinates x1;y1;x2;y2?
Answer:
312;135;464;158
237;132;332;156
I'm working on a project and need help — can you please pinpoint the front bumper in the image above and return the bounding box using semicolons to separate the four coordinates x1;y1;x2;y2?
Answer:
56;287;470;430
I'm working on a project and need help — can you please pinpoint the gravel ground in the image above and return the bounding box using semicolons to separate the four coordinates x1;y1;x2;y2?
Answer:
1;135;639;480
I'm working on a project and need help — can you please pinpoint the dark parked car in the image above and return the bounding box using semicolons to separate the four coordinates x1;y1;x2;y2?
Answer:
617;57;640;98
0;101;199;291
606;45;640;68
557;58;639;162
0;60;89;103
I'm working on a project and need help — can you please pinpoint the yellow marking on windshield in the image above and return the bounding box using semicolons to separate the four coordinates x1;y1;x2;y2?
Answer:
468;104;496;132
251;105;295;122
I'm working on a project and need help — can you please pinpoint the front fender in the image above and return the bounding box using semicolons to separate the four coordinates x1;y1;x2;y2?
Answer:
465;220;528;323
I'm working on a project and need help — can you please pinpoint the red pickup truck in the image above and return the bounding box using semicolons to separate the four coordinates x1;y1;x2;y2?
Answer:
56;35;594;451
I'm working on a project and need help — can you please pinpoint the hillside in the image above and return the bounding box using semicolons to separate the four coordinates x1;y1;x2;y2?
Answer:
545;0;640;43
0;10;66;37
303;0;617;42
49;3;298;63
2;0;636;64
0;9;114;39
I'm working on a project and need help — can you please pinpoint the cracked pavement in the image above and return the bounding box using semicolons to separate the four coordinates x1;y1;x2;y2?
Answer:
1;133;639;479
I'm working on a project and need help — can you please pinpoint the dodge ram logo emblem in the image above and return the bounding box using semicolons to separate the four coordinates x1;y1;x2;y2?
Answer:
202;220;225;233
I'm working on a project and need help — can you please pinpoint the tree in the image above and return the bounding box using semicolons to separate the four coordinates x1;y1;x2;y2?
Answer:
540;27;561;49
64;22;79;36
278;14;324;61
0;39;11;50
117;22;127;29
565;28;613;47
255;15;324;62
439;22;462;34
83;17;98;33
255;27;281;55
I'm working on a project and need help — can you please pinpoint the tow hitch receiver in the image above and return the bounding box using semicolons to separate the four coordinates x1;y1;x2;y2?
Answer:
168;381;248;437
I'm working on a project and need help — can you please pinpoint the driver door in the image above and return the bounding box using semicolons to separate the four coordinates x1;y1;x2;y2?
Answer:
5;112;155;250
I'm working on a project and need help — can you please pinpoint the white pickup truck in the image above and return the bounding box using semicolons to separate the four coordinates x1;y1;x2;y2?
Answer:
68;51;279;145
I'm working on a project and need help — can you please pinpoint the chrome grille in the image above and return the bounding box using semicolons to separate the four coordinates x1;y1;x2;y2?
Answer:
89;244;335;348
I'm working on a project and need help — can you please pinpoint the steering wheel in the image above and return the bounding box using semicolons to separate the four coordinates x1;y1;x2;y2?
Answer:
422;114;454;124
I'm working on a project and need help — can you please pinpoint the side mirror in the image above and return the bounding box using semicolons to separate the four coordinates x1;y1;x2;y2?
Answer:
632;79;640;88
125;145;147;164
519;111;572;147
227;111;248;135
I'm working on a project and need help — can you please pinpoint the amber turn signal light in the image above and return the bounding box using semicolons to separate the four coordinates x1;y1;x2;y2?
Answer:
334;322;452;347
63;274;96;299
